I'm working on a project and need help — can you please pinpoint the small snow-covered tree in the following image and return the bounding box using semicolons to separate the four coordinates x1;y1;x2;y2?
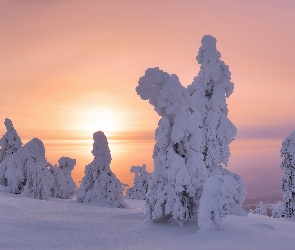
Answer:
50;157;77;199
126;164;151;200
208;165;246;210
188;35;237;173
0;119;22;186
198;174;240;230
3;138;53;199
76;131;127;208
0;118;22;163
280;131;295;217
251;201;267;216
272;201;284;218
136;68;207;226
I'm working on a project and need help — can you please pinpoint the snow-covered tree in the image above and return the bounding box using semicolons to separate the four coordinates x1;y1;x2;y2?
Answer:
136;35;246;227
126;164;151;200
272;201;284;218
76;131;127;208
198;174;241;230
0;118;22;163
251;201;267;216
280;131;295;217
49;157;77;199
3;138;53;199
188;35;237;173
136;68;207;226
188;35;246;225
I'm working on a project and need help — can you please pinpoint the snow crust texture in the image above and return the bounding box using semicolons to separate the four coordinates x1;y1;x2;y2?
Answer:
136;35;246;228
76;131;127;208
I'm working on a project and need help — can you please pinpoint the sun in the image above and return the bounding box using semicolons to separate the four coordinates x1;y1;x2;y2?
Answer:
76;107;120;136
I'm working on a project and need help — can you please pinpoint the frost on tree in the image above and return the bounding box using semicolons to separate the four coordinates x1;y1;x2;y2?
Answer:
136;68;207;226
126;164;151;200
0;119;23;185
2;138;53;199
280;131;295;217
188;35;237;173
76;131;127;208
50;157;77;199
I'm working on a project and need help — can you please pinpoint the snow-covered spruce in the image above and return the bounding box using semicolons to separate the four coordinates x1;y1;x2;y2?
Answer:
1;138;53;199
251;201;267;216
272;201;284;218
49;157;77;199
126;164;151;200
188;35;237;173
198;174;241;230
0;118;22;163
136;35;246;227
136;68;207;226
188;35;246;225
76;131;127;208
280;131;295;217
0;119;23;186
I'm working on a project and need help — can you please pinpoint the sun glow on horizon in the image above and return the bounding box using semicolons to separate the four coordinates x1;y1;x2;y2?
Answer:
57;101;127;142
74;107;121;137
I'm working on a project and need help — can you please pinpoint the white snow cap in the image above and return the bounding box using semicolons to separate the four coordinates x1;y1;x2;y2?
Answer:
22;138;46;162
58;156;76;174
91;131;112;169
201;35;217;50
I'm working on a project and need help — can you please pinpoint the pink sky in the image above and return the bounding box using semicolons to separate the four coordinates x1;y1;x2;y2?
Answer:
1;0;295;197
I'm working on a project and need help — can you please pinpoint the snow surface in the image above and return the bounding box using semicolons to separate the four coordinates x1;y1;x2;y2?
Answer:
1;192;295;250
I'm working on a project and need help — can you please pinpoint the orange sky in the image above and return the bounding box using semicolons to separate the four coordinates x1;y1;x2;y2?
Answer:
1;0;295;196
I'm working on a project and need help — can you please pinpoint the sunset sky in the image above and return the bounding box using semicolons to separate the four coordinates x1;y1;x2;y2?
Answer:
1;0;295;197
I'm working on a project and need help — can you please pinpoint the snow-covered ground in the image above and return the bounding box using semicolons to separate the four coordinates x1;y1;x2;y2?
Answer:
1;193;295;250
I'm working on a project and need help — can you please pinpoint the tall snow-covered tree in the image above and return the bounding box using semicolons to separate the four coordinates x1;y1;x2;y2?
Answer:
3;138;53;199
0;118;22;163
188;35;246;221
136;35;246;228
280;131;295;217
126;164;151;200
188;35;236;173
76;131;127;208
49;157;77;199
136;68;207;226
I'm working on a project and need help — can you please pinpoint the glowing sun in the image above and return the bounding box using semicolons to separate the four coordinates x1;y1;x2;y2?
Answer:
76;107;120;136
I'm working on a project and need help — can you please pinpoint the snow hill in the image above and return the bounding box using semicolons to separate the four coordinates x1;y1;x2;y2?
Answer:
1;192;295;250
